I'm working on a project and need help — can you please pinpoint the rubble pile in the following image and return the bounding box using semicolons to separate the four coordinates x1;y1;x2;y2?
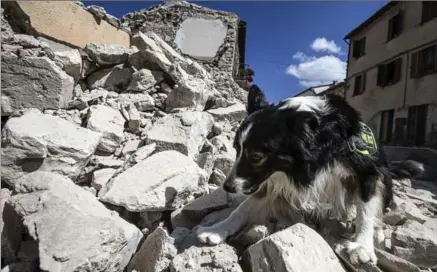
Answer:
1;1;436;272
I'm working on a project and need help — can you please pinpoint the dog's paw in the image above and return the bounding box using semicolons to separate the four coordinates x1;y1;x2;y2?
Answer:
347;242;377;265
196;226;228;245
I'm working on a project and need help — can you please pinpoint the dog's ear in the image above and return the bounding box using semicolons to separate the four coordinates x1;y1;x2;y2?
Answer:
286;110;320;133
247;85;270;115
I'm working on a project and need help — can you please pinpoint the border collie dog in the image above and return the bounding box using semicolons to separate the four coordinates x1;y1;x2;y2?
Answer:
196;85;423;264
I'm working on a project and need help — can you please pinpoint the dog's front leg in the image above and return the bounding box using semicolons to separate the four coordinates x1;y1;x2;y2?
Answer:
346;194;381;264
196;196;260;245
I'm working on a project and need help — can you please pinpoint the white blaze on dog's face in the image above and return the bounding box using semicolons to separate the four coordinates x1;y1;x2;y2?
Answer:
222;85;326;195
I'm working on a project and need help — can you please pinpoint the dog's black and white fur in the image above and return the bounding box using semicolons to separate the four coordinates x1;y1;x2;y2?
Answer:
196;85;424;264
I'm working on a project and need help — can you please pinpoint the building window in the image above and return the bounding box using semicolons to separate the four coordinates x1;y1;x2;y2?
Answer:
406;104;428;146
377;58;402;87
387;11;403;41
421;1;437;24
411;45;437;78
379;109;394;144
353;73;366;96
352;37;366;59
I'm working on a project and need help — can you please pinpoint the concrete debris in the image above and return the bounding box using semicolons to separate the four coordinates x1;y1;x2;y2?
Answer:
127;68;163;92
123;104;142;133
170;243;242;272
181;188;229;220
91;168;116;191
86;5;120;28
98;150;208;212
84;43;136;66
391;220;437;268
375;248;421;272
207;103;247;123
129;143;157;164
86;105;125;153
243;223;347;272
1;53;74;116
118;93;155;112
49;46;82;82
86;64;134;92
1;110;101;186
8;171;143;272
146;111;214;159
127;227;177;272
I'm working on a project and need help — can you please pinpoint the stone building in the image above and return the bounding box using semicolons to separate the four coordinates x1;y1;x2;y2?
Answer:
121;0;247;83
344;1;437;148
294;81;345;97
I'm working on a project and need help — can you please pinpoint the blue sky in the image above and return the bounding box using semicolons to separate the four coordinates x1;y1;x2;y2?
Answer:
84;1;387;103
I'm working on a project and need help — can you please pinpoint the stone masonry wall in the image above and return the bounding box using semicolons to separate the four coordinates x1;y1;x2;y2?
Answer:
121;0;240;79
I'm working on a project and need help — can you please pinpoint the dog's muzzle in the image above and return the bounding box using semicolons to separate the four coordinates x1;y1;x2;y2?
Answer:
223;175;259;195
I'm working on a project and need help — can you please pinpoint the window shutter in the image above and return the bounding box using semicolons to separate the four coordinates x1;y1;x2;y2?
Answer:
362;72;366;94
352;41;359;58
421;2;429;24
397;11;404;34
394;58;402;82
387;17;394;40
377;65;385;86
360;37;366;56
410;51;418;78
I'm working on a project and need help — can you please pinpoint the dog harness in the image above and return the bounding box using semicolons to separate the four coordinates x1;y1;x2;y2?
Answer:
347;122;377;156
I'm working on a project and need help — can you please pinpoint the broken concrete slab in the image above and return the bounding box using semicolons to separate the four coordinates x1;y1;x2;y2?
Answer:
127;69;163;93
99;150;208;212
127;227;177;272
38;37;82;82
1;53;74;116
207;103;246;123
5;1;129;48
1;110;101;186
181;188;229;220
118;93;155;112
86;105;125;153
170;243;242;272
165;77;211;111
375;248;420;272
8;171;143;272
391;219;437;268
146;111;214;159
91;168;116;191
128;143;156;164
231;225;269;248
243;223;346;272
84;43;136;66
86;64;133;93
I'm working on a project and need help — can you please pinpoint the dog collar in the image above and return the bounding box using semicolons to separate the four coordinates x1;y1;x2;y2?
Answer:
347;122;377;156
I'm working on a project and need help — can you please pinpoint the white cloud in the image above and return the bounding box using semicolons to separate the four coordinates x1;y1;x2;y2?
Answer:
286;52;346;88
310;37;342;54
292;51;315;62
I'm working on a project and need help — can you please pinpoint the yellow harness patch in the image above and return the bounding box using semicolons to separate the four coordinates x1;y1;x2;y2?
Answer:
348;122;377;156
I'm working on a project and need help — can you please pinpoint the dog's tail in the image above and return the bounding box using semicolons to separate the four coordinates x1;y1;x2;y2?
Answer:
388;160;424;180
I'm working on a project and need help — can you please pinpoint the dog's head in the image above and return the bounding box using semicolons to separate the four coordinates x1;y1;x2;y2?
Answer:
223;85;322;195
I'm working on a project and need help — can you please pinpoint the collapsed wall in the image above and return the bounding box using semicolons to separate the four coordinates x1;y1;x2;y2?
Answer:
121;0;244;78
121;0;248;101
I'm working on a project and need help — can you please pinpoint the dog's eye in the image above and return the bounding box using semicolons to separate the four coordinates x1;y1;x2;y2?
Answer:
248;152;264;164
